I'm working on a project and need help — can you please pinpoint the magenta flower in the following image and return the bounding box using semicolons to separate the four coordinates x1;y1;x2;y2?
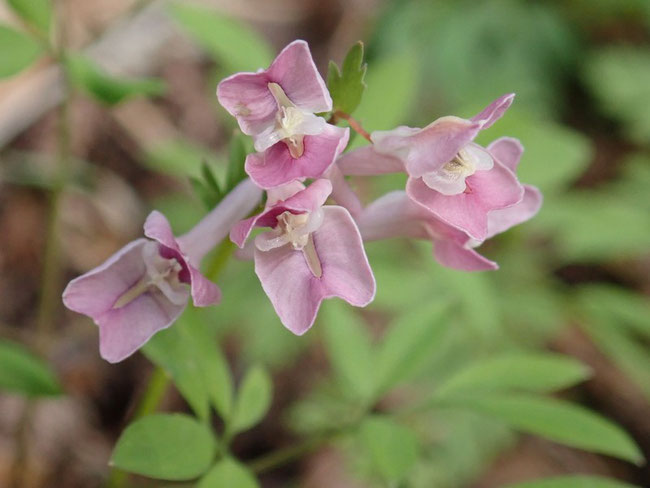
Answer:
217;40;348;189
365;94;524;240
63;180;262;362
230;179;375;334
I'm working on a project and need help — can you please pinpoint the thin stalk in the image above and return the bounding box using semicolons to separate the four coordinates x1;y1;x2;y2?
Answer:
330;110;372;142
247;429;349;474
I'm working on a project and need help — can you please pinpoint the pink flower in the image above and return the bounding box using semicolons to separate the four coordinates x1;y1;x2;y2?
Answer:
230;179;375;334
339;95;524;241
358;137;542;271
62;180;262;362
217;40;348;189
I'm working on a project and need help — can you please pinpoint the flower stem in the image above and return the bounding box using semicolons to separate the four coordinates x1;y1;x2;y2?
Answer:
330;110;372;142
247;424;357;475
105;366;170;488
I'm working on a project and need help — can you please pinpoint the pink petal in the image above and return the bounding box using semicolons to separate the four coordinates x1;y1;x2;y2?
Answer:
254;206;375;334
143;210;220;307
406;161;524;241
433;240;498;271
177;178;263;263
267;181;305;206
486;184;542;239
267;40;332;113
372;117;481;178
62;239;149;318
97;293;186;363
216;71;276;136
245;125;348;189
359;191;430;241
315;206;376;307
487;137;524;173
325;163;363;218
188;265;221;306
143;211;181;253
471;93;515;130
336;145;405;176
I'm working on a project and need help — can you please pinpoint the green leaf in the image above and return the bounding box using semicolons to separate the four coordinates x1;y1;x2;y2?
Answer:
321;301;375;402
583;47;650;144
225;133;249;193
374;300;451;396
0;25;42;78
65;54;166;105
445;394;643;464
169;3;272;73
434;353;590;399
8;0;52;34
143;309;233;421
327;41;367;115
230;365;273;434
111;414;216;480
359;416;419;483
0;340;62;397
505;475;642;488
199;458;259;488
537;192;650;261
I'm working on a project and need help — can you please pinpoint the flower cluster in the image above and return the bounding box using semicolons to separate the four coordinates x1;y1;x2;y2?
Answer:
63;40;541;362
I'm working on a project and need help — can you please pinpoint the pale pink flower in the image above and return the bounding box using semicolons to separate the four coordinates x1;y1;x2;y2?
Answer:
230;179;375;334
63;180;262;362
217;40;348;188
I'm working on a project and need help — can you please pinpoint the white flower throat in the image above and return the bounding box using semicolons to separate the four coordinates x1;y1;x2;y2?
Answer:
253;83;326;158
255;210;324;278
422;143;494;195
113;241;188;309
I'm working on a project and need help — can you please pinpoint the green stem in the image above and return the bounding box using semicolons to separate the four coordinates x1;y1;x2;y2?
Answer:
247;427;353;474
206;239;236;282
133;366;170;419
106;366;170;488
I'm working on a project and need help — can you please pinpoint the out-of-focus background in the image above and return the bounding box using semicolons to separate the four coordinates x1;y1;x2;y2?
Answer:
1;0;649;487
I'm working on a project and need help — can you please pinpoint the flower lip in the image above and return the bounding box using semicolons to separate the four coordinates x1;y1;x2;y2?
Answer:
421;143;494;196
230;179;333;248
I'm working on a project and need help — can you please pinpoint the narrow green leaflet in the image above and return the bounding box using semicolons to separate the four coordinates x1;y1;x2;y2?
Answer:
446;393;643;464
192;161;223;210
111;414;216;480
169;3;272;73
374;300;451;396
8;0;52;34
506;475;642;488
576;285;650;339
327;41;367;115
143;322;210;420
0;25;42;78
433;352;590;399
143;309;233;421
321;301;375;402
0;340;62;397
199;458;260;488
359;416;419;483
230;365;273;435
583;47;650;144
225;133;250;193
65;55;166;106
